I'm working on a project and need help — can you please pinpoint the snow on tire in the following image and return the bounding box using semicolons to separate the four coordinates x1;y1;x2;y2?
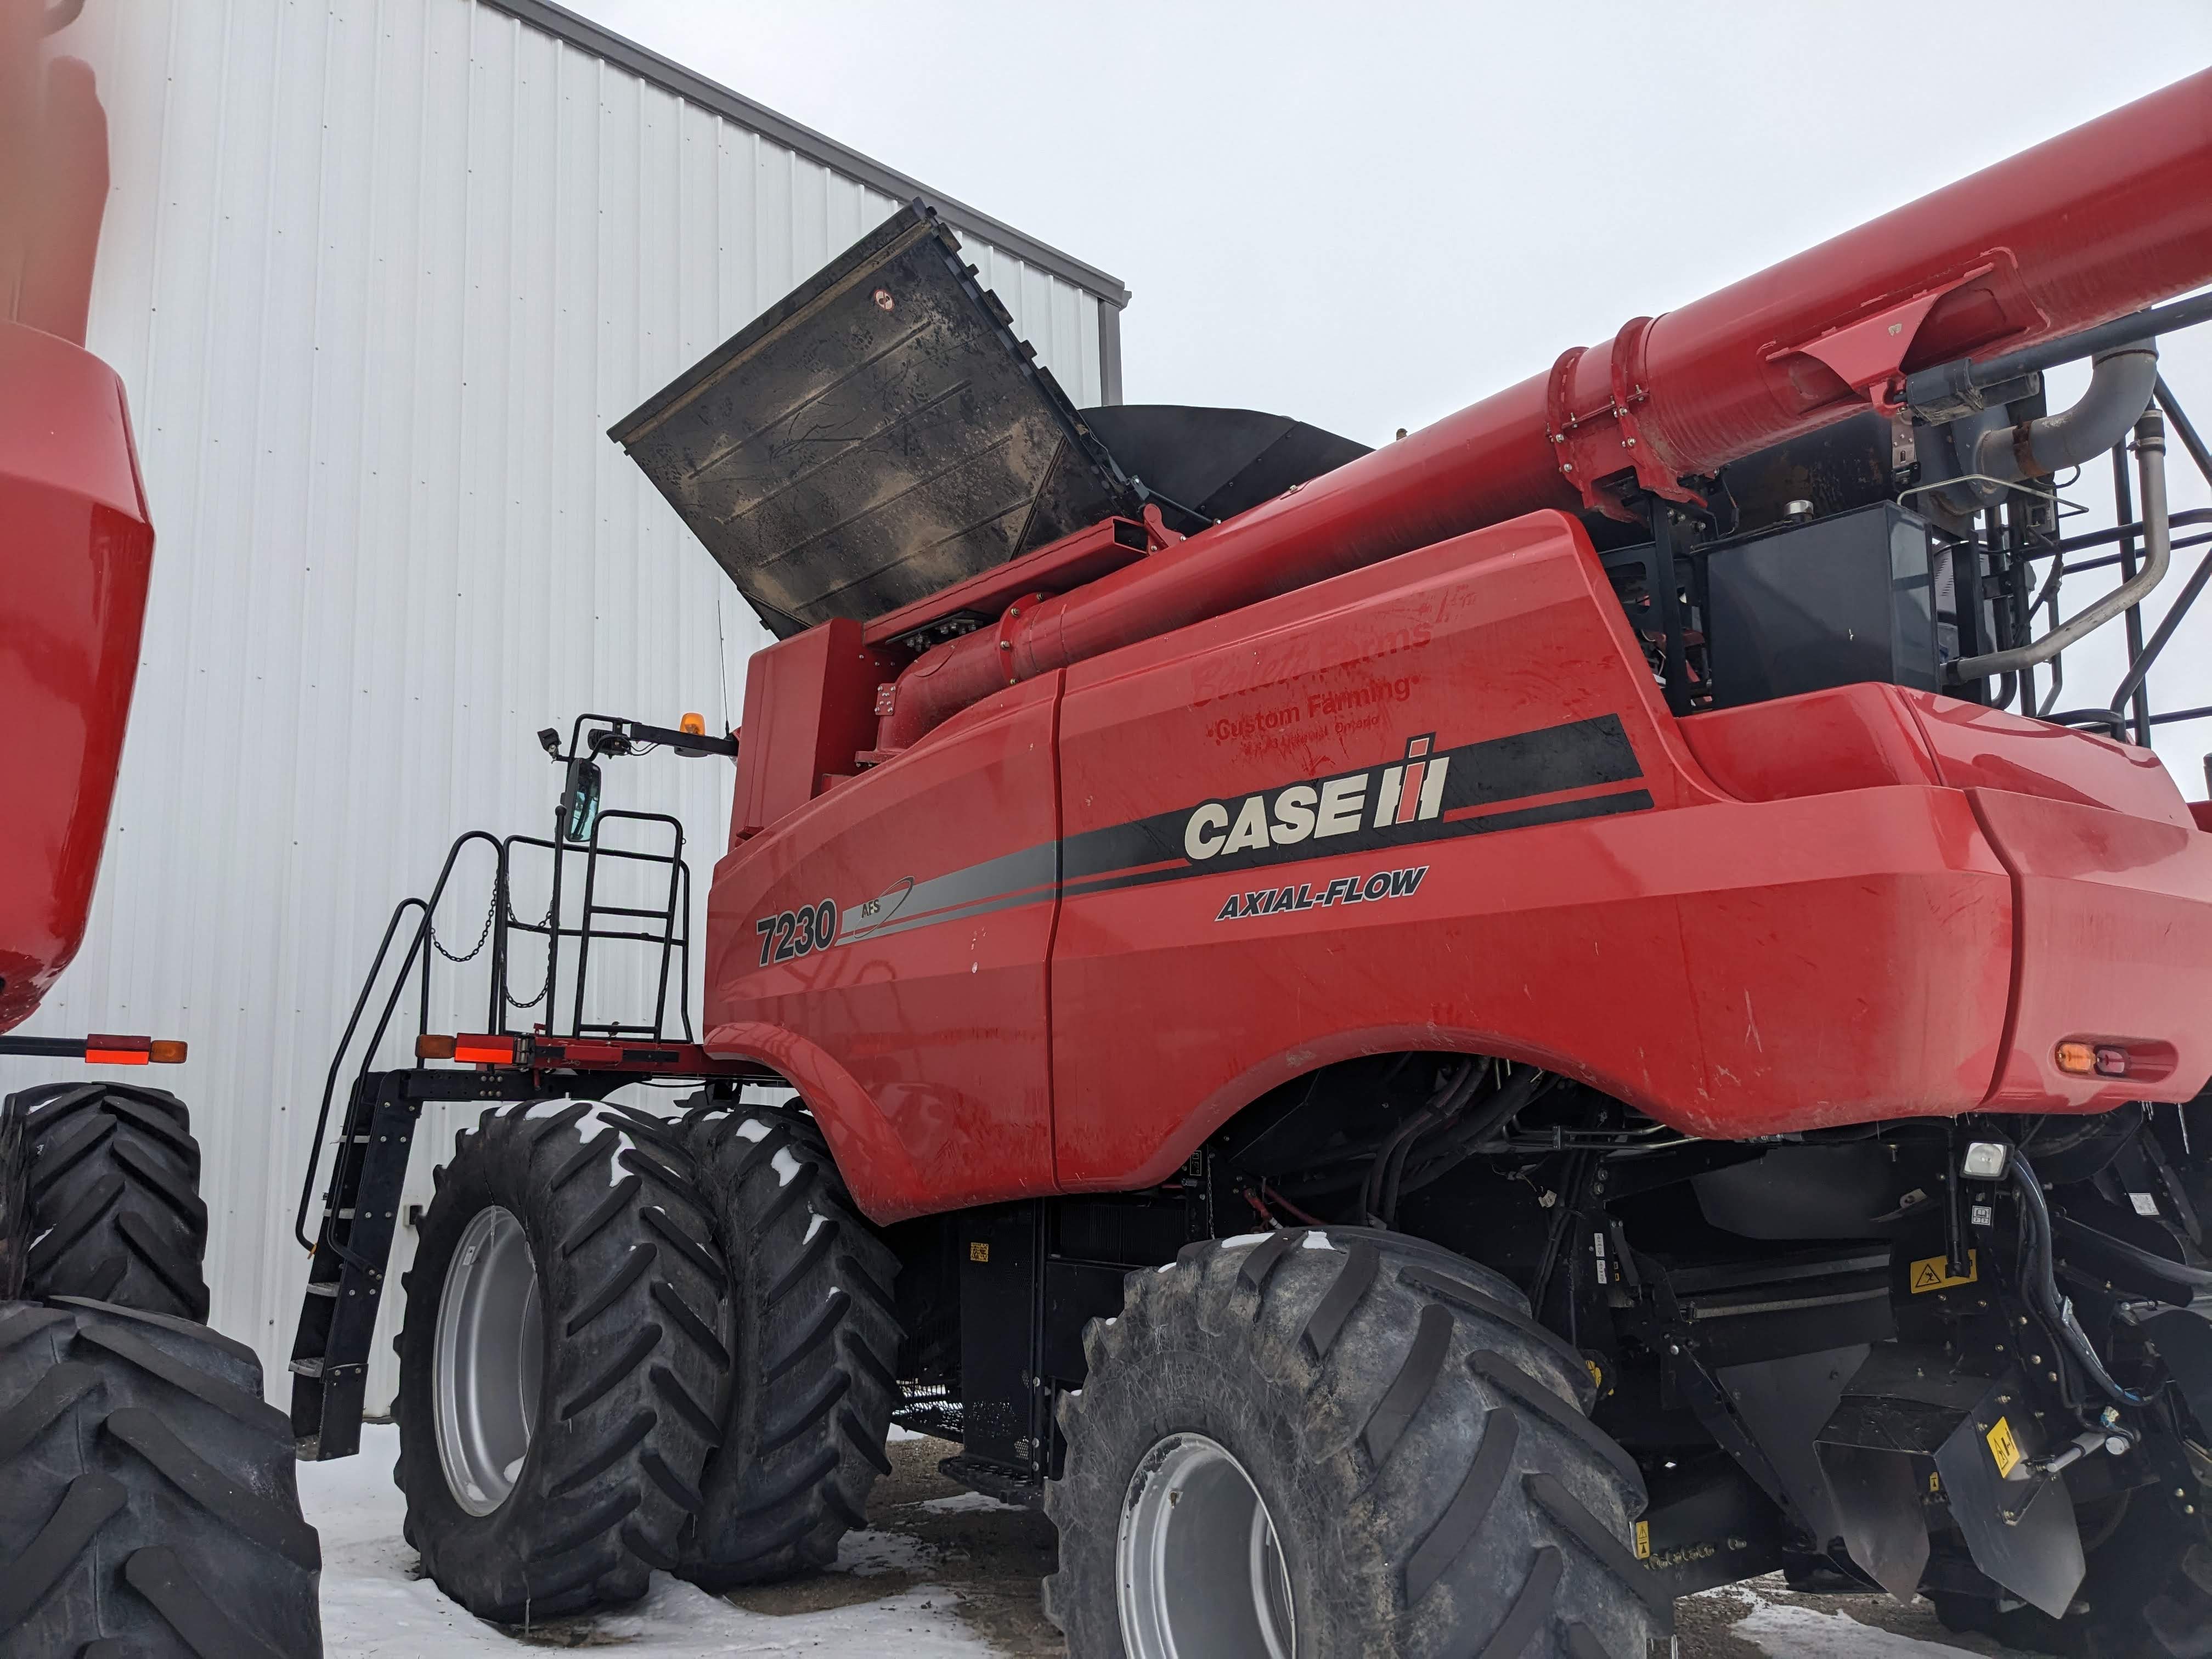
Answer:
15;1082;209;1319
393;1101;730;1622
674;1098;903;1588
0;1296;322;1657
1045;1226;1670;1659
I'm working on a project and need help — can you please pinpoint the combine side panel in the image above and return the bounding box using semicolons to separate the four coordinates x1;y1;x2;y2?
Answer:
703;675;1066;1221
1046;511;2022;1186
1970;790;2212;1109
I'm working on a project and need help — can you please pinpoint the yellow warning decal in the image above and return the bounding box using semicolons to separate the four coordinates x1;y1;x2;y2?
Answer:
1909;1250;1979;1294
1929;1471;1942;1494
1987;1417;2023;1479
1634;1521;1651;1561
968;1242;990;1264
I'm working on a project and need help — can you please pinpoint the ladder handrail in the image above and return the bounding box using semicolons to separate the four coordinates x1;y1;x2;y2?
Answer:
294;818;700;1257
292;831;505;1254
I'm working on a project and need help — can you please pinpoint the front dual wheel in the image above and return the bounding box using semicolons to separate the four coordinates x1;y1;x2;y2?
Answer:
1048;1229;1672;1659
394;1097;904;1622
431;1204;542;1516
393;1103;729;1621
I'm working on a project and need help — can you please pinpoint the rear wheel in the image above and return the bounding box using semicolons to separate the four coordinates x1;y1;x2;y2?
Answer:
393;1101;730;1621
0;1296;322;1657
15;1083;208;1319
1045;1227;1671;1658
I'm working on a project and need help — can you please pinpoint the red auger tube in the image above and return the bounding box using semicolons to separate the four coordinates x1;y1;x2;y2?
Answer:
880;67;2212;751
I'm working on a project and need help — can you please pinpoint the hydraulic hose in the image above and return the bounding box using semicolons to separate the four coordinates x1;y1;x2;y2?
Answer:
2053;1215;2212;1288
1395;1071;1557;1204
1951;408;2170;683
1363;1058;1480;1226
2010;1151;2147;1409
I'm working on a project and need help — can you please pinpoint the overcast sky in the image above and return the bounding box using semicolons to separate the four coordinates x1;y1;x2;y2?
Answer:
572;0;2212;791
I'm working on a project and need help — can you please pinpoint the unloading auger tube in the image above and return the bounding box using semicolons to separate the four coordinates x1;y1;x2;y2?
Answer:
876;66;2212;749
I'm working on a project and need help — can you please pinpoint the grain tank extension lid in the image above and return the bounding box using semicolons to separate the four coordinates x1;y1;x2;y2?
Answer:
610;201;1138;639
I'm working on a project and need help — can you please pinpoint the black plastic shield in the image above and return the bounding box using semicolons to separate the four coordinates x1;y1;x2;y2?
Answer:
1931;1379;2085;1620
610;202;1136;638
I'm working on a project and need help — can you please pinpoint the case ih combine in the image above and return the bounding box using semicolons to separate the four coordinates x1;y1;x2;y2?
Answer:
1;5;321;1655
291;67;2212;1659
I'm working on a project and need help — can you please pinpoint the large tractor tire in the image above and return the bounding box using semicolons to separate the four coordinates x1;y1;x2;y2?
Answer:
1046;1227;1671;1659
14;1082;209;1319
0;1296;322;1657
393;1100;730;1622
671;1098;902;1588
1;1089;26;1299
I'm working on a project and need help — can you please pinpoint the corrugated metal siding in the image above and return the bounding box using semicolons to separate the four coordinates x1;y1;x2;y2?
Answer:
14;0;1115;1409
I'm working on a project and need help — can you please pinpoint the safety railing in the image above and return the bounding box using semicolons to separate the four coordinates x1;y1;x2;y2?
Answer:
292;814;693;1255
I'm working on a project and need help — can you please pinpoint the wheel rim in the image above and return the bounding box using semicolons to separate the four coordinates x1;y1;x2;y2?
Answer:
1118;1432;1296;1659
433;1204;543;1516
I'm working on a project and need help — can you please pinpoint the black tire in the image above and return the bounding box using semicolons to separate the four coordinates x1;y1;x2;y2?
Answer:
0;1295;322;1657
15;1083;209;1319
1045;1226;1669;1659
673;1098;903;1588
1;1090;27;1300
393;1100;730;1622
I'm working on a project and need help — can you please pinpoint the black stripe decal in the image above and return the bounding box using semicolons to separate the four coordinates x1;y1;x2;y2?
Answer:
819;714;1649;948
1058;788;1652;902
1060;713;1639;883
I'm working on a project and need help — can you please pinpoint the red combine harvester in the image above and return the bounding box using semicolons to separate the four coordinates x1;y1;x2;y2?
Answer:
296;68;2212;1658
1;4;321;1654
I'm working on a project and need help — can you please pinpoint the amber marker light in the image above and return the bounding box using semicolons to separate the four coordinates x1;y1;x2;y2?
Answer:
680;712;707;736
148;1040;188;1064
2053;1041;2098;1075
415;1034;458;1060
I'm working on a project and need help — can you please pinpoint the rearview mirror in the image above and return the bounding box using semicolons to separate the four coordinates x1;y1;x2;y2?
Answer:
561;759;603;844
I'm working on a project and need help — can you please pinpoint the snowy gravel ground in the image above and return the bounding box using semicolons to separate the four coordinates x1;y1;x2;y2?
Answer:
302;1426;998;1656
299;1425;2051;1658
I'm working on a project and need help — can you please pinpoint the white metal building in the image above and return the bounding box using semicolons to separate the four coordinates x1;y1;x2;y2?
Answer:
12;0;1128;1408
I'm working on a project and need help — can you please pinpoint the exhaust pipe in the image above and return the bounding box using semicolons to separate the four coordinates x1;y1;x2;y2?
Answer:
1973;341;2159;484
1950;408;2169;684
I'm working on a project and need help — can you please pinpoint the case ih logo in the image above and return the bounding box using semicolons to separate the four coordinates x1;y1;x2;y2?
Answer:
820;716;1651;950
1184;735;1450;861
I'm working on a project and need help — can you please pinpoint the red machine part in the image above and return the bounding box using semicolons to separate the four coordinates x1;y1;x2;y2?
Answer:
0;320;155;1034
707;511;2212;1224
1;39;154;1037
876;67;2212;755
732;619;902;844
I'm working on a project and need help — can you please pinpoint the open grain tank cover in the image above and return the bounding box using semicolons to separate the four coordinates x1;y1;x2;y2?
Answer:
1077;405;1370;535
608;201;1138;639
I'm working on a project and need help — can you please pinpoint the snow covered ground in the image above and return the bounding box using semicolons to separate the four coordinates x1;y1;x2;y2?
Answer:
298;1424;2039;1658
300;1425;1000;1657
